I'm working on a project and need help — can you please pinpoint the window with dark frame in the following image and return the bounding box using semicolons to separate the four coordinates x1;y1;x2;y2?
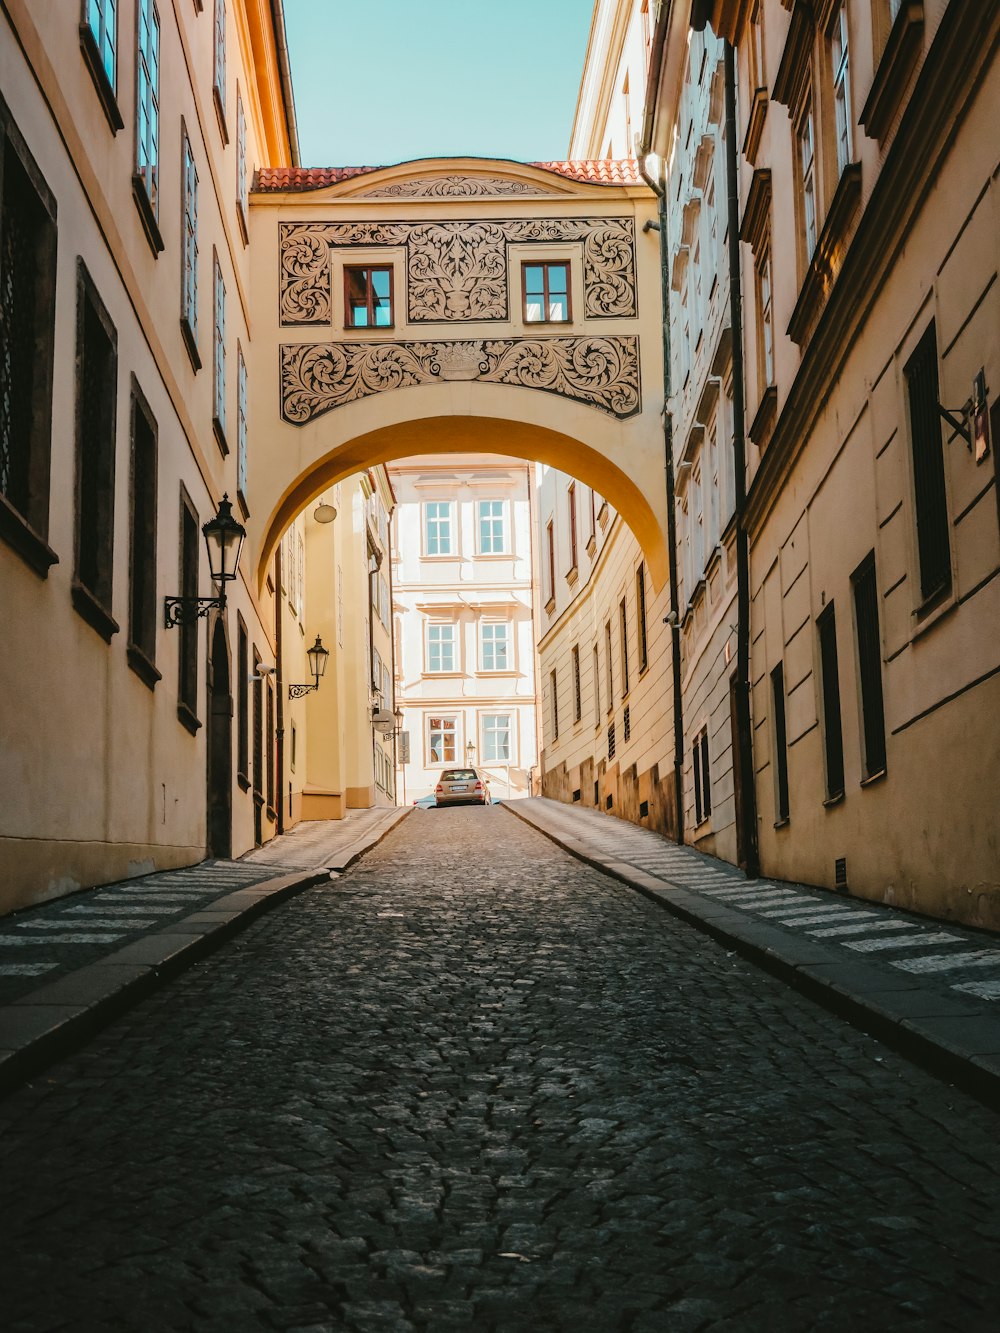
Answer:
135;0;160;230
550;668;559;741
817;603;845;800
345;266;393;328
213;252;226;448
213;0;227;134
237;616;249;789
567;482;578;572
605;621;614;710
545;519;555;602
904;323;951;603
73;260;119;641
636;563;648;673
181;127;199;362
619;596;630;697
237;343;248;508
572;645;582;723
252;646;263;802
852;552;887;779
266;678;275;817
693;729;712;824
127;378;159;685
771;662;789;822
523;261;570;323
177;490;200;730
593;643;601;725
236;89;248;237
84;0;117;91
0;99;58;575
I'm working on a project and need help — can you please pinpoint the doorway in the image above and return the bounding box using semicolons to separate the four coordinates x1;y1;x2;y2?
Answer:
206;617;233;859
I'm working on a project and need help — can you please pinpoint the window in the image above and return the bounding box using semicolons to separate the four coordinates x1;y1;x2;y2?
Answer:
623;703;631;743
372;646;383;694
252;648;263;808
589;487;597;543
237;616;249;789
693;727;712;824
641;0;651;53
636;564;648;673
523;262;570;323
135;0;160;232
266;678;275;815
213;253;226;448
605;621;614;710
290;723;297;773
852;553;887;779
73;261;119;641
424;500;453;555
127;378;158;685
428;716;457;764
296;529;304;621
619;597;630;697
593;644;601;725
237;345;248;508
545;520;555;602
798;101;817;258
478;499;506;554
771;662;789;822
756;243;774;386
550;669;559;740
85;0;117;88
607;719;616;760
180;128;199;362
213;0;227;133
178;490;200;732
831;5;852;176
236;90;248;236
345;266;393;328
0;101;58;575
567;482;578;572
379;574;390;627
480;622;509;672
572;645;582;723
749;0;766;87
482;713;511;763
426;623;455;673
904;324;951;602
817;604;845;800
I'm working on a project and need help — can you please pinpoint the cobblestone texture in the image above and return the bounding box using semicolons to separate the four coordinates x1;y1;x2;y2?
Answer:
1;806;999;1331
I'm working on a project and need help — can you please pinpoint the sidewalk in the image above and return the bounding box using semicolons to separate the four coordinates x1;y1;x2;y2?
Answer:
0;805;410;1095
505;797;1000;1107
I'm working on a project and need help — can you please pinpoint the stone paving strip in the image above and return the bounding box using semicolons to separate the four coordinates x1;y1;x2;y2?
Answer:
504;797;1000;1106
0;806;410;1096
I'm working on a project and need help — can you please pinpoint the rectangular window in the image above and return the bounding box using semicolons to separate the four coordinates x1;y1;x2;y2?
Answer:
852;553;887;779
482;713;511;763
817;603;845;800
213;0;226;129
372;646;383;694
831;5;852;175
73;261;119;639
213;253;226;448
428;715;456;764
605;621;614;710
380;573;390;627
636;564;648;673
619;597;630;697
252;648;263;803
480;621;509;671
607;719;616;760
693;736;702;824
550;669;559;740
266;678;275;814
567;482;578;572
345;266;393;328
296;529;304;622
85;0;118;90
545;519;555;601
771;662;789;822
904;323;951;602
135;0;160;219
424;500;453;555
0;103;58;572
572;644;582;723
589;486;597;542
478;499;506;553
756;242;774;386
700;728;712;820
798;101;817;258
236;89;248;235
180;128;199;360
127;378;158;683
237;616;249;788
523;261;570;323
426;623;455;673
593;643;601;724
178;490;200;729
237;344;248;506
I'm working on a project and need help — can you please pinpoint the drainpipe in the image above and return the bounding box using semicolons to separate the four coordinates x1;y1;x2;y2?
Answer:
274;543;285;836
722;40;760;878
638;0;685;846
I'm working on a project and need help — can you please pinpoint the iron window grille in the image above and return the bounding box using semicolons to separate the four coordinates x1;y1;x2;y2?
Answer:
607;720;616;760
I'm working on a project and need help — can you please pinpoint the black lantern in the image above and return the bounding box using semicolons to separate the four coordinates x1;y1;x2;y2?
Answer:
289;635;329;698
164;493;247;628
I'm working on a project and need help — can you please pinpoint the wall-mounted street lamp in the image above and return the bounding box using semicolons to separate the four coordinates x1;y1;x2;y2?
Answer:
164;494;246;628
466;740;476;765
288;635;329;698
313;498;337;523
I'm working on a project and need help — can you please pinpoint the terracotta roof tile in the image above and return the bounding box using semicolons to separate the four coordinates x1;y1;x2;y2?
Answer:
253;160;644;193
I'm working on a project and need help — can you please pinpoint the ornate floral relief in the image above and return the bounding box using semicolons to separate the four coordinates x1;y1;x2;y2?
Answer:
356;176;562;198
278;218;637;326
281;336;640;422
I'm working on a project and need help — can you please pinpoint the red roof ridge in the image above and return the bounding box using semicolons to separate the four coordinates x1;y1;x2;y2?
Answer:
254;159;644;193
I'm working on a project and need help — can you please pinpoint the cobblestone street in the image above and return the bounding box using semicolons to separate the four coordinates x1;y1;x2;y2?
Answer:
2;807;999;1332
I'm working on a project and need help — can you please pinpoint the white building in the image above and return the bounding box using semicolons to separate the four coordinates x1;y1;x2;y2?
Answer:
391;455;539;804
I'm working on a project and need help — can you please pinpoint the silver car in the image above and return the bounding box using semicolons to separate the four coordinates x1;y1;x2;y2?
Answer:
434;768;491;806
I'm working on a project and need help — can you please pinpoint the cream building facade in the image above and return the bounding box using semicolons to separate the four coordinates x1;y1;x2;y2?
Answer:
391;454;538;804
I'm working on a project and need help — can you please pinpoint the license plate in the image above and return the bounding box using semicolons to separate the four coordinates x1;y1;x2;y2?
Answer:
451;784;467;792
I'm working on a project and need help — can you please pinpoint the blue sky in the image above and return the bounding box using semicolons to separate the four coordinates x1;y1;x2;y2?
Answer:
283;0;594;167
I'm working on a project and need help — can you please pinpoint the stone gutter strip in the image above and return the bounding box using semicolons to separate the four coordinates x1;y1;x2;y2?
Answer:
501;801;1000;1110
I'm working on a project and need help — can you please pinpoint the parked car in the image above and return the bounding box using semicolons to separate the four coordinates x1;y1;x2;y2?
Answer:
412;794;437;808
434;768;492;806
